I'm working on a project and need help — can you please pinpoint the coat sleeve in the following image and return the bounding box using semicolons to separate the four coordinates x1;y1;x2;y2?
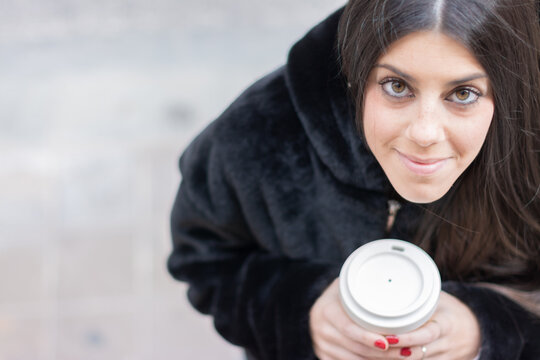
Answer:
167;124;340;360
442;282;540;360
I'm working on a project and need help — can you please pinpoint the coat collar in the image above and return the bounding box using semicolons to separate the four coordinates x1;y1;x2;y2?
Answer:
284;8;390;192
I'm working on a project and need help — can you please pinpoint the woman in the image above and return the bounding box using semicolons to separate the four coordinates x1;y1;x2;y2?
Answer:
169;1;540;359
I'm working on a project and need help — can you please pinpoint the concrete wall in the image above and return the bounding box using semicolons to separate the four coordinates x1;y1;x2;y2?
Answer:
0;1;345;359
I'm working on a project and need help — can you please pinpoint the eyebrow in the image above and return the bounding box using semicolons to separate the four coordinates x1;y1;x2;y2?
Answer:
374;63;488;86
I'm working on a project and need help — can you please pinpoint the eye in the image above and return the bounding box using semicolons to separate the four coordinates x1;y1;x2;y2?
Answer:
380;79;413;98
447;87;481;105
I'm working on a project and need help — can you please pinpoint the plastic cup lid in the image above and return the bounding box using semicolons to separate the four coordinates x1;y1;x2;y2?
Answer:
339;239;441;334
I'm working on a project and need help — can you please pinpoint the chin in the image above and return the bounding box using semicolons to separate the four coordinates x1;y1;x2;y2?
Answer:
393;184;450;204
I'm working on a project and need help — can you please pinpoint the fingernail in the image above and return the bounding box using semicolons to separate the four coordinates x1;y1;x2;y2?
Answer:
374;339;387;350
386;335;399;345
400;347;412;357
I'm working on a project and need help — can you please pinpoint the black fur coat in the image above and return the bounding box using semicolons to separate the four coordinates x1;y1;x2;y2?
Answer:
169;9;540;360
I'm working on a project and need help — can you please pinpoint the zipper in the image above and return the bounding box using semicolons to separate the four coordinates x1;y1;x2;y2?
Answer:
385;199;402;235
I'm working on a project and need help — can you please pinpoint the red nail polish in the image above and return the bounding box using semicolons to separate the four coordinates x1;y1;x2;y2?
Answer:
386;335;399;345
400;347;412;357
374;339;387;350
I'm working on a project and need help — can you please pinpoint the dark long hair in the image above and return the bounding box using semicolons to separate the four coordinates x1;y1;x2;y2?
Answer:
338;0;540;291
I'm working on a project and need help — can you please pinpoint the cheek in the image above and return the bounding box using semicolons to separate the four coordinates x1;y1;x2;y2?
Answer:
362;87;398;150
362;92;378;147
452;102;494;160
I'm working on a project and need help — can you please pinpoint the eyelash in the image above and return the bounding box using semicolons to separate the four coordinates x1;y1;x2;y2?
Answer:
378;78;483;106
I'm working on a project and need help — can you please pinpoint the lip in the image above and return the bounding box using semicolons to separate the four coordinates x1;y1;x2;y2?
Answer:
396;151;449;176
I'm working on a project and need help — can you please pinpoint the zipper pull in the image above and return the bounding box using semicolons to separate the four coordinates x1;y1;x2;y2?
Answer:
386;199;402;234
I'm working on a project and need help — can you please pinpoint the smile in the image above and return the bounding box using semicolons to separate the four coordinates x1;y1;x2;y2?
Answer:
396;151;448;176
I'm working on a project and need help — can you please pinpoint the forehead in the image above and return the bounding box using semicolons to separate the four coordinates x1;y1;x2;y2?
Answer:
376;31;487;81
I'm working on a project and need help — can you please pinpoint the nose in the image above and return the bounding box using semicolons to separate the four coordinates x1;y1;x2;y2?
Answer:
404;100;446;147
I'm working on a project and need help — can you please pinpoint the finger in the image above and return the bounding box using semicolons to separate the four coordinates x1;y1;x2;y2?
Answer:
416;342;442;360
384;345;431;360
413;337;480;360
319;323;393;358
323;301;390;351
393;340;476;360
390;320;442;348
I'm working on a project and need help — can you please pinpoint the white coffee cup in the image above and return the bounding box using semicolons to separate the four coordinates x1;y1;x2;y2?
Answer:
339;239;441;334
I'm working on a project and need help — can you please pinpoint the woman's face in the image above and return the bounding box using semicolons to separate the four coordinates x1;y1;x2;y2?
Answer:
363;31;495;203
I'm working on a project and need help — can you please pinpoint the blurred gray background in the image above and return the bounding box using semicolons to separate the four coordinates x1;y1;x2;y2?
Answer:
0;1;345;359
